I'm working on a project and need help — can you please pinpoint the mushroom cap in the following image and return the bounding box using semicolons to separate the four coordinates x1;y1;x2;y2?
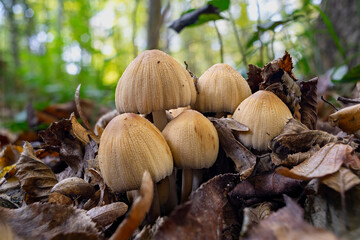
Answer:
115;50;196;114
98;113;173;192
162;109;219;169
232;90;293;151
193;63;251;113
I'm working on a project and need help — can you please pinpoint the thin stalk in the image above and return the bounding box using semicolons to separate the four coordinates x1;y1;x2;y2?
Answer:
181;169;193;203
214;21;224;63
228;10;248;66
132;0;140;58
256;0;263;66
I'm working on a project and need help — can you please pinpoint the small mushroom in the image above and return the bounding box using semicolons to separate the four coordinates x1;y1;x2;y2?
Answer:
193;63;251;117
115;49;196;131
232;90;293;151
162;109;219;202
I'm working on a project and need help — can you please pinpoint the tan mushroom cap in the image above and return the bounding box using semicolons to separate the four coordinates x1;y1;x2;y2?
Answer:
232;90;293;151
193;63;251;113
98;113;173;192
162;109;219;169
115;49;196;114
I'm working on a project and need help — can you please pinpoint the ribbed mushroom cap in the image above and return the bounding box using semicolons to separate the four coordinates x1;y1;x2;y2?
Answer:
193;63;251;113
98;113;173;192
115;50;196;114
232;90;293;151
162;110;219;169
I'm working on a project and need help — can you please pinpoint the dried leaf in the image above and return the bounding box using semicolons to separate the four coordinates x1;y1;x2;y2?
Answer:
87;202;128;228
0;202;99;240
270;119;338;158
16;142;58;203
271;145;320;167
210;117;249;132
0;145;22;169
228;172;304;207
51;177;95;199
48;192;73;205
39;118;84;174
244;195;338;240
247;64;263;93
240;202;272;236
110;171;153;240
211;119;256;179
321;167;360;193
70;113;99;145
154;173;238;240
94;109;118;136
299;78;318;130
329;103;360;134
87;168;108;207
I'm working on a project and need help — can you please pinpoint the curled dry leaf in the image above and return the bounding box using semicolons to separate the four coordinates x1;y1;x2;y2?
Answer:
240;202;272;237
51;177;95;200
0;202;99;240
321;167;360;193
110;171;153;240
39;117;84;174
87;168;108;207
210;119;256;179
276;143;355;180
270;119;338;158
329;103;360;134
228;171;304;207
87;202;128;228
48;192;73;205
244;195;338;240
94;109;119;136
154;173;238;240
247;64;263;93
16;142;58;203
271;145;320;167
209;117;249;132
70;113;99;145
0;145;22;169
299;77;318;130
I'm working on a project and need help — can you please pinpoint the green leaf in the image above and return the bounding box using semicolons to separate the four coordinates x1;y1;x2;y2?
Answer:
191;13;224;27
335;65;360;83
207;0;230;12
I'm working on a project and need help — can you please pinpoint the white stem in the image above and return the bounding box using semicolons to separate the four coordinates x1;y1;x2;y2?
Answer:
165;170;178;214
181;169;193;203
192;169;203;191
152;110;168;131
148;181;161;223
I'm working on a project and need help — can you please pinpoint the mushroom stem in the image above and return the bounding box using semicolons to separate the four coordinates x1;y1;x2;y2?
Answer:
181;169;193;203
192;169;203;191
147;181;161;223
152;110;168;131
165;170;178;214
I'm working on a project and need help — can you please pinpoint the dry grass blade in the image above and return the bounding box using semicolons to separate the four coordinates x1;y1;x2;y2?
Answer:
16;142;58;203
75;84;95;135
110;171;153;240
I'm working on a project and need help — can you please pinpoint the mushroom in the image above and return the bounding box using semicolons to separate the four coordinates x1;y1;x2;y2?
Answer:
329;103;360;134
162;109;219;202
193;63;251;117
98;113;173;220
232;90;293;151
115;49;196;131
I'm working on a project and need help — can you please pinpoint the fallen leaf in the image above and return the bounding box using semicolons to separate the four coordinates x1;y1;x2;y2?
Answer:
240;202;272;237
0;145;22;169
48;192;73;205
299;77;318;130
209;117;249;132
247;64;263;93
321;167;360;193
51;177;95;200
87;202;128;228
0;202;99;240
210;119;256;179
271;145;320;167
329;103;360;134
244;195;338;240
110;171;153;240
94;109;118;136
16;142;58;203
276;143;354;180
70;113;99;145
153;173;238;240
228;171;304;207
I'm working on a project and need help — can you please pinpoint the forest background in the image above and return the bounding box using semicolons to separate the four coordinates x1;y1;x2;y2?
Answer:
1;0;360;131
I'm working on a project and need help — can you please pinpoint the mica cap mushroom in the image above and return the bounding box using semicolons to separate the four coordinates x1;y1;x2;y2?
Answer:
193;63;251;115
98;113;173;193
115;49;196;130
232;90;293;151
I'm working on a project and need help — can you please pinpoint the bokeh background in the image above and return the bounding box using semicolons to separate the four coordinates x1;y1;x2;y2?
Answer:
1;0;360;131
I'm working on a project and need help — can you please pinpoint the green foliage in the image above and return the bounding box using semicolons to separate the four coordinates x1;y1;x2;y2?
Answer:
336;65;360;83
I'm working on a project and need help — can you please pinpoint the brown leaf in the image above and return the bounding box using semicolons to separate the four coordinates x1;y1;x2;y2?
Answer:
110;171;153;240
276;143;352;180
16;142;58;203
51;177;95;200
228;172;304;207
39;118;84;175
247;64;263;93
210;117;249;132
70;113;99;145
153;173;238;240
299;77;318;130
244;195;338;240
94;109;118;136
270;119;338;158
321;167;360;193
240;202;272;236
210;119;256;179
329;103;360;134
271;145;320;167
48;192;73;205
87;202;128;228
0;202;99;240
0;144;22;169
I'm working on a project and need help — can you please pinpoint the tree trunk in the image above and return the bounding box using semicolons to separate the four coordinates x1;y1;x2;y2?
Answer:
147;0;162;49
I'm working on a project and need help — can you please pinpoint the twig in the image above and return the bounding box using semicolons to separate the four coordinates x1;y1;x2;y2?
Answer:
75;84;95;135
337;96;360;104
110;171;154;240
214;21;224;63
321;96;338;111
